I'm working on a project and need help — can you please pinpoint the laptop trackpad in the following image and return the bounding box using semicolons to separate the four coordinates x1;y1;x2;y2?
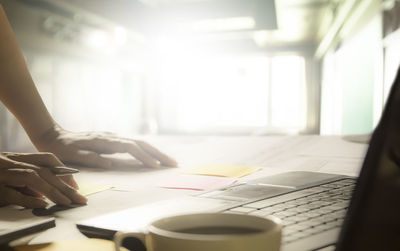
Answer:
249;171;343;188
199;184;293;202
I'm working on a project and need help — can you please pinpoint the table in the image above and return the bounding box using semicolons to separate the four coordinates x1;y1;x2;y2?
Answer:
16;135;369;245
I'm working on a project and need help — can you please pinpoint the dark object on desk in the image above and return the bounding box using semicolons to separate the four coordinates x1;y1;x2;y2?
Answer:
0;217;55;246
77;225;116;240
78;227;145;251
0;244;13;251
32;204;84;216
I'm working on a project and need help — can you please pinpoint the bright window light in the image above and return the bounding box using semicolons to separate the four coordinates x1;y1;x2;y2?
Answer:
155;50;270;132
84;29;110;49
270;56;306;129
190;16;256;32
113;26;127;46
153;40;307;134
253;30;273;47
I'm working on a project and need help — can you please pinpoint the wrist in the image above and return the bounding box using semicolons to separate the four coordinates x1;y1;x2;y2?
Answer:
31;123;64;151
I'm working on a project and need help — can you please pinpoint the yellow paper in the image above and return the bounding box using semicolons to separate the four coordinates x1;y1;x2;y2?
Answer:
182;164;261;178
14;238;128;251
77;182;114;196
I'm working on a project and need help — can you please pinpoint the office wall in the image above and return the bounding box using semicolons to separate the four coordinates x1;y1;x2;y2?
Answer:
320;13;383;135
338;14;382;135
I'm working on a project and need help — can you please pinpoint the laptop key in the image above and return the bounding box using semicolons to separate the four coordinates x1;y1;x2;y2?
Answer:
300;212;320;218
290;231;310;240
297;220;320;228
248;210;271;218
286;224;309;232
222;178;355;246
282;219;297;227
228;207;255;214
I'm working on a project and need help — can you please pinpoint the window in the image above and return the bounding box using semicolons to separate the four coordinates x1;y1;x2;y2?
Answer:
155;53;307;134
270;56;306;130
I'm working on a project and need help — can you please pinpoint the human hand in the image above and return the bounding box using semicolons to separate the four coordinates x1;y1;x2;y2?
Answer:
34;125;178;169
0;152;87;208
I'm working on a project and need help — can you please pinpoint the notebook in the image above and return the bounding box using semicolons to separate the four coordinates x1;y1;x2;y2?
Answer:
78;68;400;251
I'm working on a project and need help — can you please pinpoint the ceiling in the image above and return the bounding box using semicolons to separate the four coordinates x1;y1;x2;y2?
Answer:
15;0;343;52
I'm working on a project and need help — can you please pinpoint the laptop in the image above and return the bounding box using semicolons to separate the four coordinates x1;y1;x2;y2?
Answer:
78;68;400;251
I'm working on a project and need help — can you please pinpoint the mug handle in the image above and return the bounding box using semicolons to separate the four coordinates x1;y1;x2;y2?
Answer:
114;231;147;251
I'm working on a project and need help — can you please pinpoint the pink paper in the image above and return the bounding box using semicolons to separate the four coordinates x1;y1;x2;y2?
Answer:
159;175;237;191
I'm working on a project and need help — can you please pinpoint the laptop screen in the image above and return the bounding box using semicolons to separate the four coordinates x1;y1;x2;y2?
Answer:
336;68;400;250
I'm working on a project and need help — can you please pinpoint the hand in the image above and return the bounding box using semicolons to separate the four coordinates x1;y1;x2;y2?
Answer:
0;152;87;208
34;125;178;169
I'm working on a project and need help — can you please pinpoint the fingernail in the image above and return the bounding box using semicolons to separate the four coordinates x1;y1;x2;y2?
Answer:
169;159;178;166
74;193;88;204
72;182;79;190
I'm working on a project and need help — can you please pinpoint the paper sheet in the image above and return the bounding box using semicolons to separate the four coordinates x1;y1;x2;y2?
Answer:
297;136;368;158
158;175;237;190
77;182;114;196
14;238;128;251
182;164;261;178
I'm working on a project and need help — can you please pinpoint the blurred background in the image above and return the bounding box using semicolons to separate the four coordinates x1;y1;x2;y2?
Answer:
0;0;398;151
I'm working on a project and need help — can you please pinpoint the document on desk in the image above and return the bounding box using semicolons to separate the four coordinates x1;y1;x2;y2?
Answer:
182;164;261;178
158;174;237;191
77;182;114;196
297;136;368;158
14;238;126;251
0;206;55;245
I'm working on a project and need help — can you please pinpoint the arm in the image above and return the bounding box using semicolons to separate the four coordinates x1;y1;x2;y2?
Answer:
0;5;55;143
0;5;87;208
0;4;176;208
0;4;177;169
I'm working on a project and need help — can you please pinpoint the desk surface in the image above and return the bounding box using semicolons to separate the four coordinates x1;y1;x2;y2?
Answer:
18;135;368;245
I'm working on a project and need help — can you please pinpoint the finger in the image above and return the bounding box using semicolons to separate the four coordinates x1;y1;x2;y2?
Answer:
2;152;79;188
135;141;178;166
3;152;64;167
124;143;162;168
36;168;87;204
1;168;72;206
70;135;161;168
60;175;79;189
14;187;44;198
67;150;112;169
106;157;143;168
100;131;117;136
0;186;47;208
82;140;161;168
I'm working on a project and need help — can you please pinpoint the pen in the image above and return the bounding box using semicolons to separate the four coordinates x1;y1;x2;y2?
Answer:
47;166;79;176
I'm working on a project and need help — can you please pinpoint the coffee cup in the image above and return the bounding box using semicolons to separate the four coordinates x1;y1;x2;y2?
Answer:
114;213;282;251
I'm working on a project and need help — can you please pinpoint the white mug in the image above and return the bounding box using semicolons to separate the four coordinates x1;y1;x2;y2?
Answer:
114;213;282;251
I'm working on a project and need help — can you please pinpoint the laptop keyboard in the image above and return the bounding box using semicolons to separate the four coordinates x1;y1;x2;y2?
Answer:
224;178;356;244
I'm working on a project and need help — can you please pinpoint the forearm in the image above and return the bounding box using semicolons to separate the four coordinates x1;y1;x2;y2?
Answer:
0;5;56;144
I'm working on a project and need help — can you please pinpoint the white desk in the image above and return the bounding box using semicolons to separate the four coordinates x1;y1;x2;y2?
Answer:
24;135;368;245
